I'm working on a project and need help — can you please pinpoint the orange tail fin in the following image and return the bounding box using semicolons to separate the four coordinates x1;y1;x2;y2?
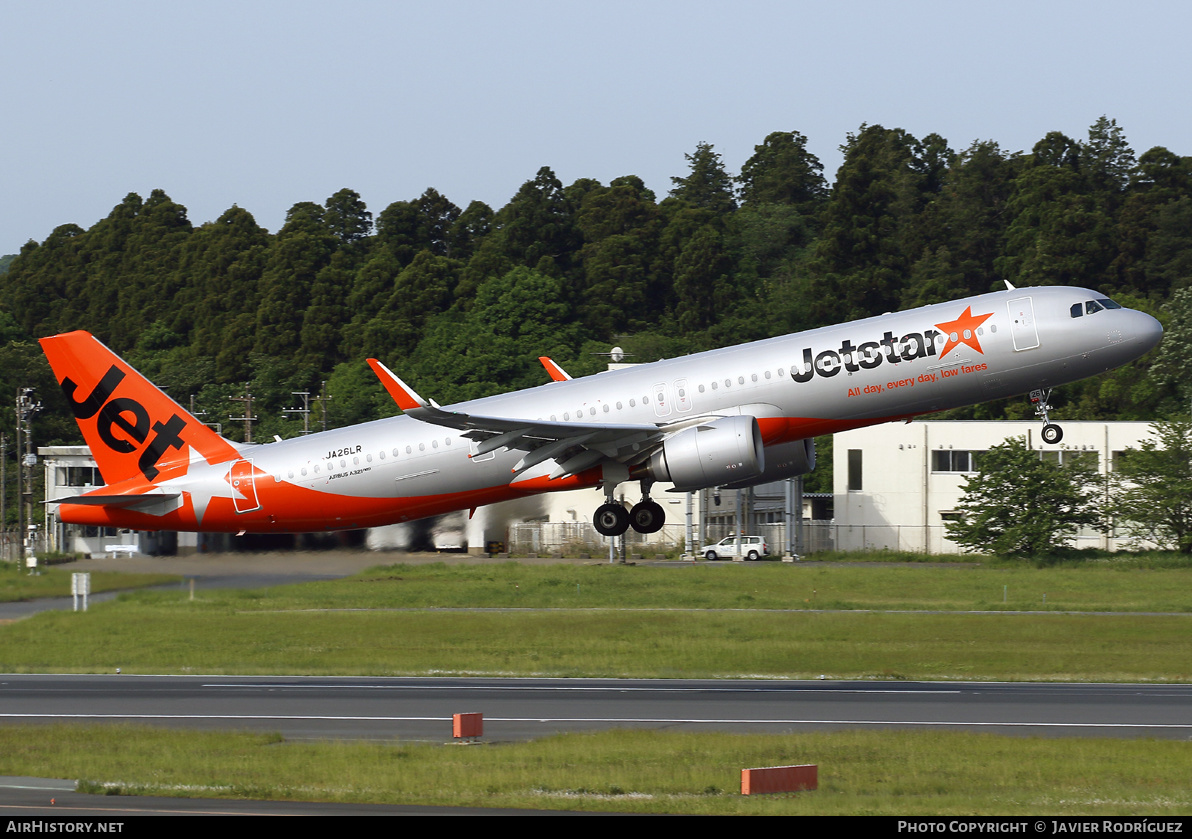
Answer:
39;331;240;485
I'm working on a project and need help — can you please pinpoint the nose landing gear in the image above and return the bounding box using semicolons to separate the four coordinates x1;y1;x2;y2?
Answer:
1030;388;1064;444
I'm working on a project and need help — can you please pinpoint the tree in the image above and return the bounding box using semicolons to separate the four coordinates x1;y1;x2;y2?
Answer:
323;188;373;246
669;141;737;216
945;436;1102;556
736;130;828;218
1111;421;1192;553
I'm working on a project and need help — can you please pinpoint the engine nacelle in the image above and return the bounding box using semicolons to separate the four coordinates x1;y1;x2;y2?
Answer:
643;415;765;492
721;438;816;489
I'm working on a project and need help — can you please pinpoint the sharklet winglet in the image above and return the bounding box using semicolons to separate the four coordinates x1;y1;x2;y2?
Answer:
539;357;573;382
367;358;430;412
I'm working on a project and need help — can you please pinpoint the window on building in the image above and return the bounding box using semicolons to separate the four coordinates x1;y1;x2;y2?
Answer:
848;449;863;491
1041;450;1099;470
932;450;979;472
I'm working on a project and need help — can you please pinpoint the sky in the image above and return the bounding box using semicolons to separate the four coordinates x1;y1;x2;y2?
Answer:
2;0;1190;256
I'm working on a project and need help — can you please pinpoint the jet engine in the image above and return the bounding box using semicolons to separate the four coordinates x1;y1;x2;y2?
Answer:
721;437;815;489
641;415;765;492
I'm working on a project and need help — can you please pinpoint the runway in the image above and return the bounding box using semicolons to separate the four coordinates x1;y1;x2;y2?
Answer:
2;674;1190;741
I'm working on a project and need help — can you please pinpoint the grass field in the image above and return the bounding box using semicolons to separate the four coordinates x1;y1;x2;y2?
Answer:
0;561;180;603
3;724;1190;815
2;561;1190;680
3;556;1191;814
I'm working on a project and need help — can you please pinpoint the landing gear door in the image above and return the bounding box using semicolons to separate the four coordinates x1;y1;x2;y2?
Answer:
1007;297;1040;351
229;459;261;514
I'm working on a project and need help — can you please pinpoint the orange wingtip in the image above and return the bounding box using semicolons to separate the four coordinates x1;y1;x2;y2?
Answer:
367;358;425;412
539;356;572;382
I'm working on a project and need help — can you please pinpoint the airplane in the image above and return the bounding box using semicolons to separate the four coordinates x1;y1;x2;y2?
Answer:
39;284;1163;538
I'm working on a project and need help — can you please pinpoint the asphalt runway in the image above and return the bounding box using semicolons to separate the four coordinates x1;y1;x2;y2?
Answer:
2;673;1190;741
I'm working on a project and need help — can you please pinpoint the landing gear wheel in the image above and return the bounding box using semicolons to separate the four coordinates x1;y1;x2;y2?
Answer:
594;503;630;537
1042;423;1063;445
630;500;665;534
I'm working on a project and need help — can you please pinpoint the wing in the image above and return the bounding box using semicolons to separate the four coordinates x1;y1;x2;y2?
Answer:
367;359;667;480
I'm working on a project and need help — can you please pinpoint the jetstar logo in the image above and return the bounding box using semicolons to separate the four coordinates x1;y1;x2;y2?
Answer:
791;306;994;383
60;364;188;481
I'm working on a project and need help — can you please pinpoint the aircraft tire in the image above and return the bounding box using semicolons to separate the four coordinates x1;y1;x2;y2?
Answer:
594;503;630;537
630;500;665;534
1042;423;1063;444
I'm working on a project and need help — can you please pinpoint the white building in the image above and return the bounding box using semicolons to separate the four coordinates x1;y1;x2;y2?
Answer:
39;446;197;557
832;420;1158;553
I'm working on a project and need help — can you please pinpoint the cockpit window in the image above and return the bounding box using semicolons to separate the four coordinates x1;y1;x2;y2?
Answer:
1073;298;1122;318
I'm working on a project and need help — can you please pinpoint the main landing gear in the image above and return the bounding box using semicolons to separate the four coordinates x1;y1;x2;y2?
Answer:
593;482;666;537
1030;388;1064;444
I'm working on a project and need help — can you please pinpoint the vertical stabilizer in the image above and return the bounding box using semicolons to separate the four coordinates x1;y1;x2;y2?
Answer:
39;331;240;485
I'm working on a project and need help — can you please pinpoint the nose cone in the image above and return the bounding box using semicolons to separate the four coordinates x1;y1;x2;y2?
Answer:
1131;309;1164;355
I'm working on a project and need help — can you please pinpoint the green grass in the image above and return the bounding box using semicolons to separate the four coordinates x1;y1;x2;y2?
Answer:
1;562;1190;680
0;561;180;603
241;559;1192;612
2;724;1189;815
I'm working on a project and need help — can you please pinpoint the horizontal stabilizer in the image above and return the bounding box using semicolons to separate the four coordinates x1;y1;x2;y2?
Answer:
48;491;181;509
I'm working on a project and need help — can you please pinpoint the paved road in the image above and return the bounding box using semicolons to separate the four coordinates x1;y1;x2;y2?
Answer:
2;674;1190;741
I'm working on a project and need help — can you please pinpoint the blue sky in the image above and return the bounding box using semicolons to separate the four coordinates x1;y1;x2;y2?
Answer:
2;0;1189;255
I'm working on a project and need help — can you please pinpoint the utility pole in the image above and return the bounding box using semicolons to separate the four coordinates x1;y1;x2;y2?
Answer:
230;386;257;443
1;433;6;561
314;381;331;432
284;391;312;434
15;388;41;565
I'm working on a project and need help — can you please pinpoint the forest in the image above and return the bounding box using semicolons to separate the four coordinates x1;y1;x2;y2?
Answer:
1;118;1190;509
